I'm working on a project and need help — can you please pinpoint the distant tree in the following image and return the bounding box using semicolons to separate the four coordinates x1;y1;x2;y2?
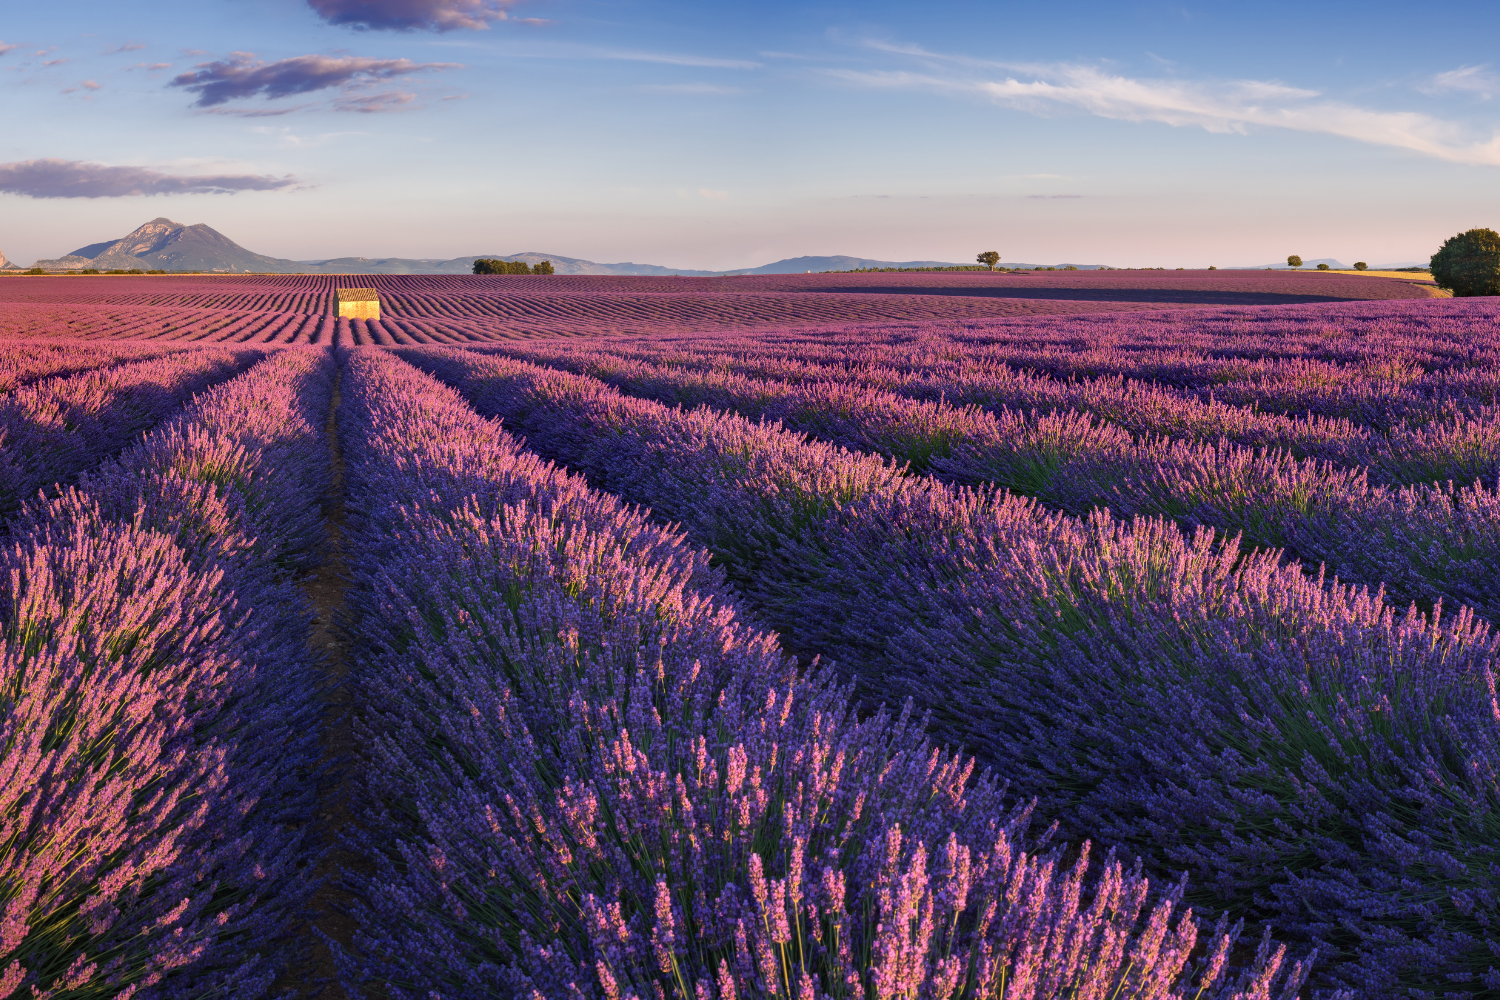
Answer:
533;260;555;275
1429;228;1500;297
24;268;44;275
1316;263;1330;270
1353;262;1368;270
81;268;100;274
976;251;1000;270
1208;266;1218;270
1287;255;1303;269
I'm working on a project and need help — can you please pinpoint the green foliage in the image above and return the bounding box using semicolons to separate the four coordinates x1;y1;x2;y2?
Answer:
24;268;45;275
1208;266;1218;270
532;259;555;275
80;268;100;275
1316;263;1330;270
1429;228;1500;297
1286;255;1303;269
472;258;539;275
976;250;1001;270
1353;261;1368;270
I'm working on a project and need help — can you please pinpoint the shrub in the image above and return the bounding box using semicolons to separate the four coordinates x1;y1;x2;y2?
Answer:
24;268;44;275
1208;265;1217;270
1429;228;1500;296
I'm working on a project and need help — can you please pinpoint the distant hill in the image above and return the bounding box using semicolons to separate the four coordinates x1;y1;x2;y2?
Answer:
1232;258;1349;270
24;218;1104;275
297;252;724;277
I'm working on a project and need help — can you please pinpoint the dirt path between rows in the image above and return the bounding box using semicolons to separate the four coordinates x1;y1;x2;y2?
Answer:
293;368;357;997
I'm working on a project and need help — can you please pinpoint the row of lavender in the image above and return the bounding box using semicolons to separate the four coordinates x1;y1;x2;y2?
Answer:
0;346;269;519
471;342;1500;622
330;348;1312;1000
2;349;333;997
481;336;1500;460
393;346;1500;1000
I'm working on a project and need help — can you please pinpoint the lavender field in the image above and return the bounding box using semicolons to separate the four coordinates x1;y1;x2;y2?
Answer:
1;272;1496;1000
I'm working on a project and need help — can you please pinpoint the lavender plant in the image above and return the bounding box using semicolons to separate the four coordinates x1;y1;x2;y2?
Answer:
0;348;264;519
0;347;333;998
399;347;1500;998
333;348;1313;1000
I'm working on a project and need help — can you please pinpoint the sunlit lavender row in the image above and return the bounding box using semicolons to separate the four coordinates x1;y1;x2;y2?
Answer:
395;344;1500;999
2;268;1498;1000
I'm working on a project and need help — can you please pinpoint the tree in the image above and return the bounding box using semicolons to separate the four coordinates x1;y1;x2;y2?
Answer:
1286;255;1303;269
24;268;44;275
473;258;536;275
1353;262;1368;270
1316;263;1330;270
533;260;555;275
1429;228;1500;297
976;251;1000;271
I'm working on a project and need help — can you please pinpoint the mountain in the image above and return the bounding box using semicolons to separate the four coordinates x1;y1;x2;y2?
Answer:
296;252;723;277
721;255;965;274
1231;258;1350;270
33;218;306;273
26;218;1101;275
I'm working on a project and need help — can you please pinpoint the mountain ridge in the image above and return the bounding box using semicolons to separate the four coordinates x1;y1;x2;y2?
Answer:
28;218;1086;276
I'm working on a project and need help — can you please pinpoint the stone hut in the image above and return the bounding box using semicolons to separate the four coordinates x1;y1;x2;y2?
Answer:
335;287;380;320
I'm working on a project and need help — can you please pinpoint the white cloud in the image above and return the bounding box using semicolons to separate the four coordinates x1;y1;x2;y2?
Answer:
1423;65;1497;99
831;51;1500;167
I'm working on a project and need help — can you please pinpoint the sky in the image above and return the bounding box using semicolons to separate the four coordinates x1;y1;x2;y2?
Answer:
3;0;1499;269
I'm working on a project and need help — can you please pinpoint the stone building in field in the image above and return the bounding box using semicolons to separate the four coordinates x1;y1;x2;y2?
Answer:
335;287;380;320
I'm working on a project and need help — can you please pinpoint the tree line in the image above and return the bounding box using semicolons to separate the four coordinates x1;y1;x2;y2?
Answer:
472;259;555;275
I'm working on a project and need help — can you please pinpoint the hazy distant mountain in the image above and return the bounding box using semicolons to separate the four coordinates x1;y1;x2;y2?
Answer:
1232;258;1349;270
25;218;1105;275
720;255;963;274
297;252;724;276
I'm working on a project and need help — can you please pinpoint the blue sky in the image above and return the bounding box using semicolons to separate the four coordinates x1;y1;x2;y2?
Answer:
3;0;1498;269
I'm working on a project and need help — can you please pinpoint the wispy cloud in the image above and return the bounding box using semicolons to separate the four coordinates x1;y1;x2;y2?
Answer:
600;49;760;69
0;159;298;198
104;42;147;54
1423;65;1498;100
169;52;458;107
201;105;311;118
638;82;746;95
834;46;1500;167
0;42;18;57
307;0;533;31
332;89;416;112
